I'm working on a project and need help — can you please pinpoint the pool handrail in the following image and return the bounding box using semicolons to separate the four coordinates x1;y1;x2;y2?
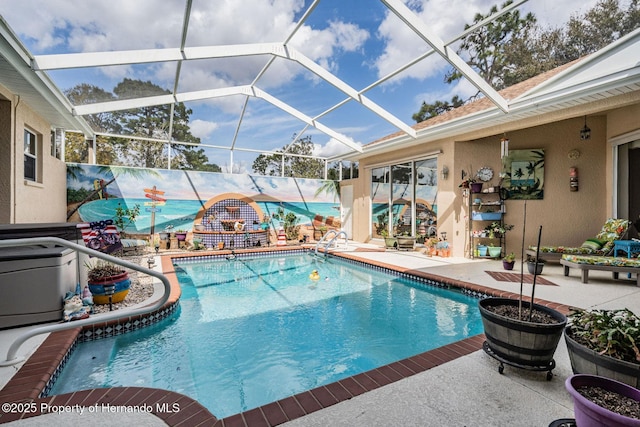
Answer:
314;230;348;256
0;236;171;367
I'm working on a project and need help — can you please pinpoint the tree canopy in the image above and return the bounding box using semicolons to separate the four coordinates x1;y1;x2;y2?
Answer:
413;0;640;123
65;79;220;171
252;135;324;178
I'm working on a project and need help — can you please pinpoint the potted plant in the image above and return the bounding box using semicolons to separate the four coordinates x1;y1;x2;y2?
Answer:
86;261;130;305
487;244;502;258
479;211;566;379
486;221;514;239
459;176;480;191
527;254;545;275
477;244;488;257
564;307;640;388
397;232;416;251
175;229;187;241
424;237;438;256
502;253;516;270
380;229;397;249
565;374;640;426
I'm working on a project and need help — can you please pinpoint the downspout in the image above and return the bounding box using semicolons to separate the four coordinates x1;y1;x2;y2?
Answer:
12;95;21;222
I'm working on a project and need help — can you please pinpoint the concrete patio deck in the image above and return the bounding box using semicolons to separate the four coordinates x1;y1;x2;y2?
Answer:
2;242;640;426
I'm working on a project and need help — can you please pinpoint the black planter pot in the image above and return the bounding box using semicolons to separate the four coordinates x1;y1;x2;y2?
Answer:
479;297;567;377
564;327;640;388
527;261;544;275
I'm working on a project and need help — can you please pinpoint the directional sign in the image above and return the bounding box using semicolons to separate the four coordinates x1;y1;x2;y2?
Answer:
145;208;161;213
145;193;166;202
144;201;166;206
143;188;165;195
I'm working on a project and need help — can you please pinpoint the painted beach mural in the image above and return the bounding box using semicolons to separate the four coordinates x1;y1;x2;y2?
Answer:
67;164;341;248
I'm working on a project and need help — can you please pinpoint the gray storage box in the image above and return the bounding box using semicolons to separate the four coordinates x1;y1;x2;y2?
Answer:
0;245;77;329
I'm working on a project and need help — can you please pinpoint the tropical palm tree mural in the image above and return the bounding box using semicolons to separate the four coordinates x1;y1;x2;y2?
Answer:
66;165;158;220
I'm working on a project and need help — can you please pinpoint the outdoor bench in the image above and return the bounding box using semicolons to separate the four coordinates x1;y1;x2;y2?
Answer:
560;254;640;286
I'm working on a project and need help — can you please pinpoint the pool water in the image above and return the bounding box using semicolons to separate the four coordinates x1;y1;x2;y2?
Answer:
50;253;484;418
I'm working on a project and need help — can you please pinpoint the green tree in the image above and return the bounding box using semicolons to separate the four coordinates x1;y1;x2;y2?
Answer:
252;135;324;178
65;84;119;164
412;96;465;123
414;1;535;121
413;0;640;123
110;79;202;169
445;1;536;92
559;0;639;62
64;79;221;171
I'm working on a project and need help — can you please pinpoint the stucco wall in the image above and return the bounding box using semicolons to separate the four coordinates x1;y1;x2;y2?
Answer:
0;92;11;223
350;114;614;258
8;95;67;223
455;116;609;257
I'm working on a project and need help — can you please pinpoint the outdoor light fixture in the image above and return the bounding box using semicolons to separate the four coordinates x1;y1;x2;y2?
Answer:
580;116;591;140
440;165;449;180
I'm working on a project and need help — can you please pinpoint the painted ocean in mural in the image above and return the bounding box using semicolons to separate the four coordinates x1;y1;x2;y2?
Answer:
78;198;339;233
67;165;340;234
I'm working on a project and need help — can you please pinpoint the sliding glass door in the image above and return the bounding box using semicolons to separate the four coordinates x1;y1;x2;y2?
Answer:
370;157;438;239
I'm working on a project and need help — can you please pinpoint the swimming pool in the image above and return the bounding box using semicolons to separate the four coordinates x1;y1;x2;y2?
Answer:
49;252;484;418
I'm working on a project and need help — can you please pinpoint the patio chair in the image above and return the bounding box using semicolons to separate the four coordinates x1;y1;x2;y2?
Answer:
526;218;631;261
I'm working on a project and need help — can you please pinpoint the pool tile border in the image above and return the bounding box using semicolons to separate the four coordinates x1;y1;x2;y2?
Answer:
0;247;572;426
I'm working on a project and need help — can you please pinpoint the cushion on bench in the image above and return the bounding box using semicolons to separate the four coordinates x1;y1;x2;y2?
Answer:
561;254;640;268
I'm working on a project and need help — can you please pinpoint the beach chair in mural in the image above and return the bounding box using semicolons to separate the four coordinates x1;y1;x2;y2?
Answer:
526;218;631;261
77;220;146;255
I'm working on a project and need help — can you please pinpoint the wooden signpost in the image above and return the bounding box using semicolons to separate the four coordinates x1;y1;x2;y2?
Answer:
143;186;165;237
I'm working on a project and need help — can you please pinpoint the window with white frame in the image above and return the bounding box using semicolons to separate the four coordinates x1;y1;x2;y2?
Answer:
24;129;37;181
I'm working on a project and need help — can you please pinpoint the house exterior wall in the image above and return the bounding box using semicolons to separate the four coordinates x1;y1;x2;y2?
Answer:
456;116;608;258
0;93;11;224
0;83;68;224
350;114;618;258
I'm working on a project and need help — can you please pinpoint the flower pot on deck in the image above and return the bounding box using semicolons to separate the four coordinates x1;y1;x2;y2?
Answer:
384;237;397;249
479;297;566;370
527;261;544;275
88;271;130;305
565;374;640;427
564;328;640;388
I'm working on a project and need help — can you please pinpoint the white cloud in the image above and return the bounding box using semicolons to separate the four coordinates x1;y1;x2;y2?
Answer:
374;0;491;81
314;137;361;158
189;119;218;139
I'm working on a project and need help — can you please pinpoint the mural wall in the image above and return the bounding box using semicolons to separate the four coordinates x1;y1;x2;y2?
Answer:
66;164;341;247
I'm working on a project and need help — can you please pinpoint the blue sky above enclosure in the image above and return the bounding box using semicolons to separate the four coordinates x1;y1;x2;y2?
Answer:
2;0;600;171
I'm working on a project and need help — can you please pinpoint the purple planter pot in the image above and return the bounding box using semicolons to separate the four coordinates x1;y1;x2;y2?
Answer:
565;374;640;427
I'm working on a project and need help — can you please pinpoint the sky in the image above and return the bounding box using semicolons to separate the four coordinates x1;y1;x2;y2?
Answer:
2;0;601;171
